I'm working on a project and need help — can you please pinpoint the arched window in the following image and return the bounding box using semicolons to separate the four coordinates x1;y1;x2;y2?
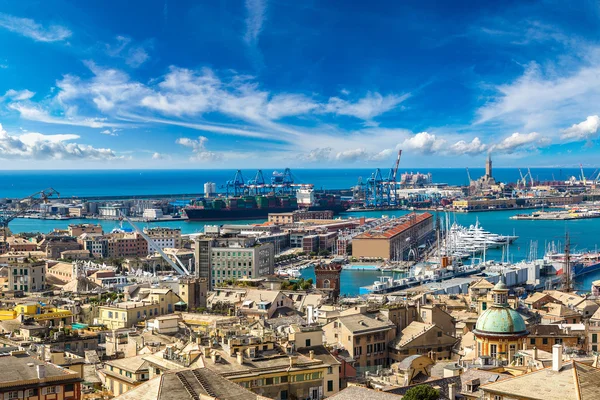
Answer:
323;279;331;289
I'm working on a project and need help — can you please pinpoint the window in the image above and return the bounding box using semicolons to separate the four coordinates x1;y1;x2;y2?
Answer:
265;377;273;385
280;376;288;383
65;384;74;392
280;390;288;400
593;334;598;343
530;338;536;345
327;366;333;374
8;392;18;400
494;396;502;400
327;380;334;392
482;302;487;310
305;339;311;347
46;387;56;394
490;344;497;358
555;338;563;345
543;338;548;345
437;331;442;337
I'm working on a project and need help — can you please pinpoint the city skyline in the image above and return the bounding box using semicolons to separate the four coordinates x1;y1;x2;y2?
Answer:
1;0;600;169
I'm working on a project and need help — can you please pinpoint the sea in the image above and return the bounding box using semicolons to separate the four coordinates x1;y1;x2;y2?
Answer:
3;168;600;295
0;167;595;197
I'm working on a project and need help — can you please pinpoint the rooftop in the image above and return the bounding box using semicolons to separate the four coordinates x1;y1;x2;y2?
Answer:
0;351;80;385
354;213;432;240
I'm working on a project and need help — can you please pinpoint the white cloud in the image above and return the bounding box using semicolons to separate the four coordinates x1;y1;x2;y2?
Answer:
0;13;71;42
325;92;410;121
335;148;369;162
105;36;151;68
302;147;332;162
0;123;118;160
176;136;221;162
244;0;267;45
9;103;124;128
492;132;545;153
152;152;166;160
561;115;600;142
450;137;487;155
100;129;119;136
401;132;447;154
0;89;35;101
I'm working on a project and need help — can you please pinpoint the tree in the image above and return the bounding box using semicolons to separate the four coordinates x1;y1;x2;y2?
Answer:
402;385;439;400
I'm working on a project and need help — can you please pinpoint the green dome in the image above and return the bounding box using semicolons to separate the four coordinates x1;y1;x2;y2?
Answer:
474;306;527;335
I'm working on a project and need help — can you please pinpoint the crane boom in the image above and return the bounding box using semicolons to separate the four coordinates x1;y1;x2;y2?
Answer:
580;164;586;185
466;167;472;183
118;211;190;276
527;168;534;187
392;150;402;181
0;188;59;243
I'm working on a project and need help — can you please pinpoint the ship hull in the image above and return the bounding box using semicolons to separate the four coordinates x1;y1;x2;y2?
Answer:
184;205;347;221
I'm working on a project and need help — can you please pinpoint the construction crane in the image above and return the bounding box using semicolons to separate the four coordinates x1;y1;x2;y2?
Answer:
466;167;472;184
0;188;59;247
118;211;191;276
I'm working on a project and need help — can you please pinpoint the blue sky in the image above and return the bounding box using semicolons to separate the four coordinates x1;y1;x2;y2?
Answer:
0;0;600;169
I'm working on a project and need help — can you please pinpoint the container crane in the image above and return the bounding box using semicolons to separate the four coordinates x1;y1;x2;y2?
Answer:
118;211;191;276
392;150;402;182
0;188;59;247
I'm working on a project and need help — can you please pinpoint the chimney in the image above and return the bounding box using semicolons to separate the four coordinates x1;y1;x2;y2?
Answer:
448;383;456;400
211;352;217;363
533;346;538;361
237;352;243;365
552;344;563;372
36;364;46;379
289;356;298;368
309;350;314;360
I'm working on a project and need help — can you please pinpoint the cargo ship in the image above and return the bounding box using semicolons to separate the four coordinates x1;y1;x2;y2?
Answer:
184;188;349;221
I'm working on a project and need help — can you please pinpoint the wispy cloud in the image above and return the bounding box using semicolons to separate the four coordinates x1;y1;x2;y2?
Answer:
105;36;151;68
9;103;126;128
0;13;71;42
244;0;267;45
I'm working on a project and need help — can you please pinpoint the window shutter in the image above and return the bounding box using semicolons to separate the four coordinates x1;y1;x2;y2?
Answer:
17;391;22;399
55;386;61;393
41;388;46;396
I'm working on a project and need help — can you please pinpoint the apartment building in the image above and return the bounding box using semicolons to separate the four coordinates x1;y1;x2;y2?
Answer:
95;288;182;329
106;232;148;258
6;258;46;292
102;355;149;396
194;238;274;289
143;227;181;250
37;235;81;259
68;224;103;237
323;311;396;370
78;234;108;258
0;351;82;400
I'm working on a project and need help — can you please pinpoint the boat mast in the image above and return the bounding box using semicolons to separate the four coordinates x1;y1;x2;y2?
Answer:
563;231;571;292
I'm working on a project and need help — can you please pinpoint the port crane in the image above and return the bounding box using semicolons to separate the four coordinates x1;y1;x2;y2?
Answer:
580;164;587;185
365;150;402;207
0;188;59;248
518;169;527;188
527;167;534;187
118;211;191;276
226;168;310;197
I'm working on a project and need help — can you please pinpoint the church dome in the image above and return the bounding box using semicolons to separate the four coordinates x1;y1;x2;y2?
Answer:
474;306;528;336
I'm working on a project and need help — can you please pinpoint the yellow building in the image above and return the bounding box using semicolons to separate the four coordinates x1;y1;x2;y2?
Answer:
102;355;149;396
96;288;181;329
473;279;529;363
0;303;74;327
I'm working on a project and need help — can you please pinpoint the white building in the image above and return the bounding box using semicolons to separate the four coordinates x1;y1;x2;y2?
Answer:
98;205;129;217
204;182;217;196
142;208;164;219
